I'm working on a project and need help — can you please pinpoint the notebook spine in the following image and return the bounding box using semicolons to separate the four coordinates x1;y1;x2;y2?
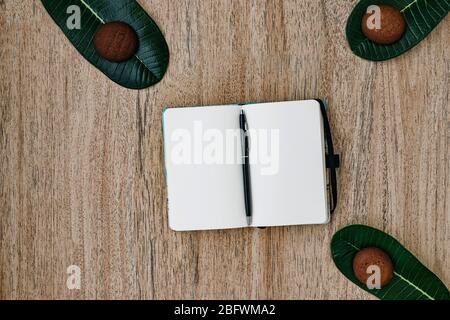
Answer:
315;99;339;214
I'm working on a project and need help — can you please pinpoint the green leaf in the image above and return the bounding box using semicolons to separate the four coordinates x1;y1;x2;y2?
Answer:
331;225;450;300
346;0;450;61
41;0;170;89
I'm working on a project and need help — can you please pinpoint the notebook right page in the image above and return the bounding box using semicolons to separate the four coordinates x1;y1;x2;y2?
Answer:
243;100;329;227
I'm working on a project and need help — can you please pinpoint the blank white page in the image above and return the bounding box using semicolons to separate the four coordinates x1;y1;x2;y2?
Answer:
243;100;329;227
163;105;247;231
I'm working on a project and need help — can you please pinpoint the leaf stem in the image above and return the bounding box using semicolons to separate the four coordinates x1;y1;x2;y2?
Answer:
79;0;105;23
392;271;435;300
401;0;420;12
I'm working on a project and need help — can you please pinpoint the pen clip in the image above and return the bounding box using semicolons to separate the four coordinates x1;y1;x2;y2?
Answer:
240;110;248;131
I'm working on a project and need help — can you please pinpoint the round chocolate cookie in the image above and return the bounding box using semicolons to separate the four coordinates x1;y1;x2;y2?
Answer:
361;4;406;45
353;247;394;288
93;21;138;62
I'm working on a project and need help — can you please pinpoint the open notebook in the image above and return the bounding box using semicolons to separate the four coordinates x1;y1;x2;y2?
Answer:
163;100;330;231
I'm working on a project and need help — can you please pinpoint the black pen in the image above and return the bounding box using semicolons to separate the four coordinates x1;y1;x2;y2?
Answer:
240;110;252;226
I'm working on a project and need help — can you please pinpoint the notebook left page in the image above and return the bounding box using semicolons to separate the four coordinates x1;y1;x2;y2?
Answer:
163;105;247;231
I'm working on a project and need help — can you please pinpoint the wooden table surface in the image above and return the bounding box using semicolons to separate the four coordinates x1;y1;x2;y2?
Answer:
0;0;449;300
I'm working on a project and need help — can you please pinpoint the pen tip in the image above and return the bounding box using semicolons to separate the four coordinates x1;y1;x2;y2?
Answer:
246;216;252;226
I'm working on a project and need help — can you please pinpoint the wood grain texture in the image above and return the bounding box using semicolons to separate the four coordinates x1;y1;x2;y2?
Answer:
0;0;449;299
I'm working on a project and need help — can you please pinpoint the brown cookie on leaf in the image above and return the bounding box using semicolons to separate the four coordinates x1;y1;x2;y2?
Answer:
353;247;394;288
94;21;139;62
361;5;406;45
